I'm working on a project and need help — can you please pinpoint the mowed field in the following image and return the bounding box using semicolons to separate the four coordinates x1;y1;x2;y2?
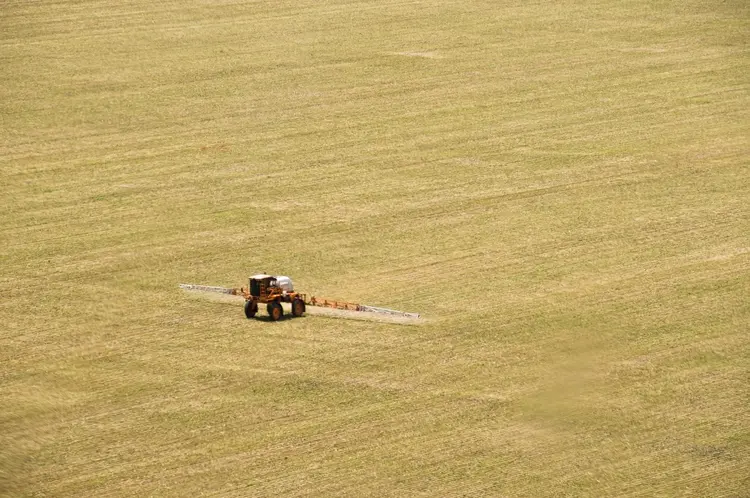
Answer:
1;0;749;496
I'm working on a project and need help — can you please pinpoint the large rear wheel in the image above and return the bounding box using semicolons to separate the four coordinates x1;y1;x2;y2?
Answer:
244;300;258;318
291;298;305;317
267;302;283;321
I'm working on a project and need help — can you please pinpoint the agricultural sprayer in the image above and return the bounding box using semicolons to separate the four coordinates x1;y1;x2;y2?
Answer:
180;274;420;321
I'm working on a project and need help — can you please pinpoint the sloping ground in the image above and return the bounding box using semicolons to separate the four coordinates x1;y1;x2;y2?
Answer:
1;0;748;496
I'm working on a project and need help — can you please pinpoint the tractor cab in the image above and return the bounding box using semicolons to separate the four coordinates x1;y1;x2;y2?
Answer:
248;274;294;298
249;274;276;298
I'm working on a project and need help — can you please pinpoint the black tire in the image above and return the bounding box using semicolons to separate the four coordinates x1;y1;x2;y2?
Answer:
291;298;305;317
244;300;258;318
267;302;283;321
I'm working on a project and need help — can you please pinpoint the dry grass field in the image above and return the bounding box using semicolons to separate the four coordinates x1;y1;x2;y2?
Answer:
2;0;749;496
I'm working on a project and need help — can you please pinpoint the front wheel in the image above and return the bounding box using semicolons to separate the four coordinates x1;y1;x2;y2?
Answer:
291;298;305;317
244;300;258;318
267;302;283;321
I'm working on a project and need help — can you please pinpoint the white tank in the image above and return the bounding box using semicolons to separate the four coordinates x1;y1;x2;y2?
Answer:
275;276;294;292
